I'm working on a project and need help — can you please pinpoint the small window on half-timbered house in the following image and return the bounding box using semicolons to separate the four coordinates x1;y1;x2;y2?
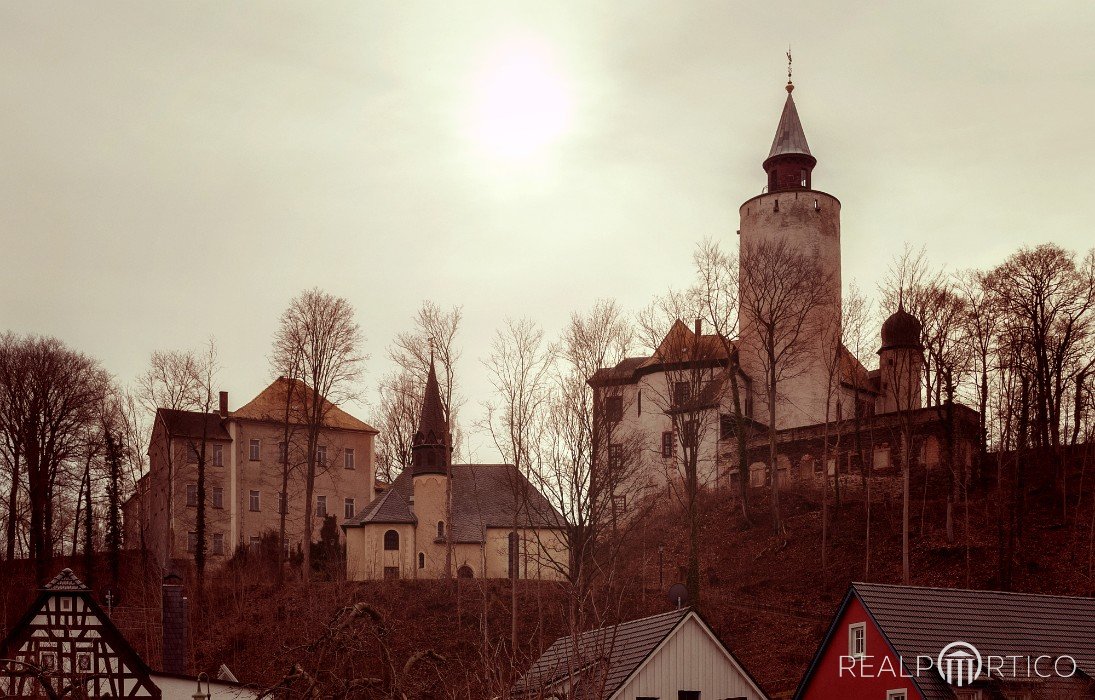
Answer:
76;651;92;673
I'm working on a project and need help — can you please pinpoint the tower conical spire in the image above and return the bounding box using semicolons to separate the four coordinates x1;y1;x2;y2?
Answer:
762;78;816;193
412;346;450;476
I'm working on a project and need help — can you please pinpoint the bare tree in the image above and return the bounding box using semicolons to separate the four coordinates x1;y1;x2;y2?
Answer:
373;370;421;484
637;290;723;605
272;288;365;583
531;300;641;634
481;317;553;654
692;238;753;520
0;334;108;583
738;238;834;535
137;341;219;585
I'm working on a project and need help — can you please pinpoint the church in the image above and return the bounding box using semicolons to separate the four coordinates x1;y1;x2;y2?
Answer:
344;354;569;580
589;75;980;504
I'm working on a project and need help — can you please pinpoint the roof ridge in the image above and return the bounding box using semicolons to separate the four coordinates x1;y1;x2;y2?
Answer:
854;581;1095;602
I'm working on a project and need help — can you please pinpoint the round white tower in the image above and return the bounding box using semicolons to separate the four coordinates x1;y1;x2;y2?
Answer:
737;80;842;430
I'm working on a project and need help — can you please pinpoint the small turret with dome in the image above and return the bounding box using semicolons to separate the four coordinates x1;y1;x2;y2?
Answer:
876;304;924;414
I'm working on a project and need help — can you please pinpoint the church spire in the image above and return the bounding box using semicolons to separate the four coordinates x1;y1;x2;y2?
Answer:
763;54;816;193
411;344;450;476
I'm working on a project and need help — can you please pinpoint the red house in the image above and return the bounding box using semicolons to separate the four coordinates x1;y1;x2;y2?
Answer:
795;582;1095;700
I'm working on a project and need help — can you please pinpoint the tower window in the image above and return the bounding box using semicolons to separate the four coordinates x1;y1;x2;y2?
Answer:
800;169;807;187
436;521;445;540
418;552;424;568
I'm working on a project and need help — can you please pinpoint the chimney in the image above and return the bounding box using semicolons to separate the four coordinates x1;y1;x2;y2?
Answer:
161;573;188;675
218;391;228;417
694;318;702;336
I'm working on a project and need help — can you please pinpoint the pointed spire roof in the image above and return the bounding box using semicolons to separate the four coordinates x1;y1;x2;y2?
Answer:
767;88;812;160
417;352;447;441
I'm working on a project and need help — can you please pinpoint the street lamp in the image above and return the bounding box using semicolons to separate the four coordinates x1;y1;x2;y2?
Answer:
193;671;211;700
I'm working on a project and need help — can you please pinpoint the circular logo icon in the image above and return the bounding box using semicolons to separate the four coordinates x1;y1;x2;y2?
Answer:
937;641;982;687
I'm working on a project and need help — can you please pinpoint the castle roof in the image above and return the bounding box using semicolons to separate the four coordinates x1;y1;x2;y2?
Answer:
344;464;565;542
880;306;924;351
767;90;812;160
157;408;231;441
232;377;376;432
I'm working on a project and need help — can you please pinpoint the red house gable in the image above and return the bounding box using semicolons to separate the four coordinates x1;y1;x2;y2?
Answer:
796;590;921;700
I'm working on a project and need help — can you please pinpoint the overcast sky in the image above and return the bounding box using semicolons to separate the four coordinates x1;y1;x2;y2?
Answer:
2;2;1094;462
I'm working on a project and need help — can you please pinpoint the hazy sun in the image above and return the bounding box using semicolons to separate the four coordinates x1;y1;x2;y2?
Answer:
470;37;573;161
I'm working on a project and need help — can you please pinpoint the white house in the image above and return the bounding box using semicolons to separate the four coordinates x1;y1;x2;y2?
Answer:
512;607;768;699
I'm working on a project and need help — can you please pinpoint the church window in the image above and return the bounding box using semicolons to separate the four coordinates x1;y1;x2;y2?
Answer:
384;530;399;550
437;521;445;540
662;431;674;458
418;552;424;568
606;395;623;423
507;532;520;579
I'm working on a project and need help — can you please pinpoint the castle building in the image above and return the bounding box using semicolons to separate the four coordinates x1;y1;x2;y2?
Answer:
344;354;568;580
122;378;377;567
589;78;979;502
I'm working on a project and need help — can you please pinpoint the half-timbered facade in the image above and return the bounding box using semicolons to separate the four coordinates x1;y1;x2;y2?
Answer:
0;569;253;699
0;569;161;698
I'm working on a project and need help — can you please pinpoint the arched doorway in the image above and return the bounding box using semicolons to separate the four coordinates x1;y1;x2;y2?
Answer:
457;565;474;579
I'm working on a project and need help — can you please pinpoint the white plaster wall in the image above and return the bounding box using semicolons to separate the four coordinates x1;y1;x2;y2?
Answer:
614;615;766;700
738;190;842;431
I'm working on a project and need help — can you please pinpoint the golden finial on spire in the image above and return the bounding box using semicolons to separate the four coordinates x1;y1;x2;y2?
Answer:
786;46;794;93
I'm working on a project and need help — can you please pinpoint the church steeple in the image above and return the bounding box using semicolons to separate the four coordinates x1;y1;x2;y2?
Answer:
763;68;816;193
411;348;450;476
